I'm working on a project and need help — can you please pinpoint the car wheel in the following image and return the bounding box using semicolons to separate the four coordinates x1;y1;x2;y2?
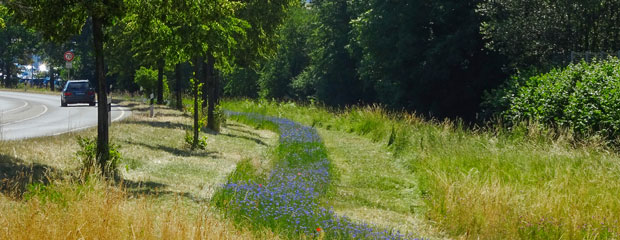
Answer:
61;101;67;107
89;102;95;106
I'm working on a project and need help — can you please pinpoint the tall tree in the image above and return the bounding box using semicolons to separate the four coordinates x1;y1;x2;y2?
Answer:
212;0;295;129
164;0;247;146
122;0;176;104
8;0;124;176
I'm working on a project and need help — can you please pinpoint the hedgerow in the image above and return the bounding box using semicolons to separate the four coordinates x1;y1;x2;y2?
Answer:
484;58;620;144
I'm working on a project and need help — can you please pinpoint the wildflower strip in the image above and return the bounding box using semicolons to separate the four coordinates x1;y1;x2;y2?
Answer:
214;111;421;239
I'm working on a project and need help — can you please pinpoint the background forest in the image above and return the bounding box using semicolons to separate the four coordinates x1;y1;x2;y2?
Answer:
2;0;619;138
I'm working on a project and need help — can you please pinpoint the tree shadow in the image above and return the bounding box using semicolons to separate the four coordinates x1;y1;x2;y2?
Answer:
116;101;139;108
0;154;202;202
119;179;180;197
124;140;218;158
0;153;63;199
118;179;207;203
125;120;191;130
220;132;268;146
154;112;188;118
226;124;264;138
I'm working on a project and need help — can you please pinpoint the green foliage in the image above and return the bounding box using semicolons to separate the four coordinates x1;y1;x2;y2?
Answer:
257;4;314;99
207;104;227;132
223;66;259;98
245;0;506;119
76;136;122;178
486;59;620;143
184;130;208;150
223;158;262;183
0;4;7;28
134;67;168;97
0;9;39;87
24;183;66;206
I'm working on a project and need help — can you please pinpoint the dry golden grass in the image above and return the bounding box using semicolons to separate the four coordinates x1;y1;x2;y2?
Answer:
0;99;279;239
0;178;278;240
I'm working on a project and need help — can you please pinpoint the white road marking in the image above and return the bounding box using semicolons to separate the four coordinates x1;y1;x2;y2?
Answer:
0;104;48;127
2;100;29;114
51;105;128;136
113;105;126;122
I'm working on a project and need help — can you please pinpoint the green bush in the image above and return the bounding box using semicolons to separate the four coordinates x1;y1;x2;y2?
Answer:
184;130;208;150
485;59;620;143
76;136;122;178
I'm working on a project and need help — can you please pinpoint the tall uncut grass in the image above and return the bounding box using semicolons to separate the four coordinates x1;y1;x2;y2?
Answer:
222;99;620;239
0;178;268;240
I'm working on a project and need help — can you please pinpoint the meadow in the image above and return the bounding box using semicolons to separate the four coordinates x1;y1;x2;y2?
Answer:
2;89;619;239
222;99;620;239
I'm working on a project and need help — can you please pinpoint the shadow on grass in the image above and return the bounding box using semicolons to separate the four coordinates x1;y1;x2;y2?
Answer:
129;104;172;112
153;111;188;118
226;123;264;138
0;154;200;202
119;179;186;197
125;140;218;158
0;153;62;199
220;132;268;146
126;120;191;130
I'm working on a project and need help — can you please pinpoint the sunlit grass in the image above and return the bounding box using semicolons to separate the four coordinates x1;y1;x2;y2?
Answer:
318;128;442;238
0;178;274;240
223;99;620;239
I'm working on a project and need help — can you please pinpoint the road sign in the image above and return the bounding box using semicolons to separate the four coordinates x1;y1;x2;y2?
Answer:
63;51;74;62
65;62;72;69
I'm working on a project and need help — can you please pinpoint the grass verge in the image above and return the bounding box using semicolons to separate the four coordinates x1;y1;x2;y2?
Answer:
0;99;279;239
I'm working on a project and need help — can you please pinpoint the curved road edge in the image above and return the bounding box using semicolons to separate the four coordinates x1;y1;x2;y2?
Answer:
0;90;132;141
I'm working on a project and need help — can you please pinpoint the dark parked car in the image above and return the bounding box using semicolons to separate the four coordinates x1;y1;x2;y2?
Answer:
61;80;96;107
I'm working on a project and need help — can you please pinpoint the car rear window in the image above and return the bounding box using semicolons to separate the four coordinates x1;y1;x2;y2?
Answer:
67;82;90;90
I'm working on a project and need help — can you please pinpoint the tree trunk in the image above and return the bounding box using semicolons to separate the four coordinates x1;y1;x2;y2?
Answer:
1;63;5;87
49;67;55;91
205;53;217;131
201;59;209;109
192;57;201;149
5;62;12;88
175;63;182;110
93;16;110;176
157;58;164;105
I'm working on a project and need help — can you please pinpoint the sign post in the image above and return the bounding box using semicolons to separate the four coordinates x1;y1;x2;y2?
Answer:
64;51;74;81
108;85;112;125
150;93;155;118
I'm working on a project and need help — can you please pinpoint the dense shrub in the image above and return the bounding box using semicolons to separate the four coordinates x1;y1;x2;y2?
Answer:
485;59;620;143
76;136;122;178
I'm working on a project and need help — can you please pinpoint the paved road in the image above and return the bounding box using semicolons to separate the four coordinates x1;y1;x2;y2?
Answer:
0;91;130;141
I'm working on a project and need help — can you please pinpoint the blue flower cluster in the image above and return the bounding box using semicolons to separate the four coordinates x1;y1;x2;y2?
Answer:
218;111;421;239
